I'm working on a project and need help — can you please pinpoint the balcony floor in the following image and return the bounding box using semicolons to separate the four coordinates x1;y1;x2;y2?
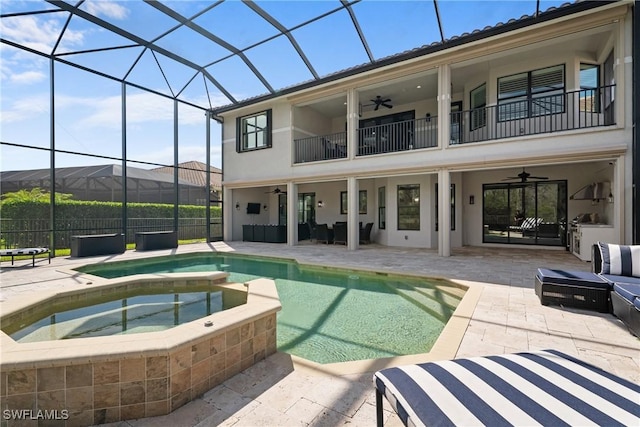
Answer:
1;242;638;426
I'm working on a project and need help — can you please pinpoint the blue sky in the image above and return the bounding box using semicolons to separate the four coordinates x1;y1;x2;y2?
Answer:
0;0;567;172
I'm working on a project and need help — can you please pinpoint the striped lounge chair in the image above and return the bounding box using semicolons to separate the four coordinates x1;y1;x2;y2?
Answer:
373;349;639;427
0;247;50;267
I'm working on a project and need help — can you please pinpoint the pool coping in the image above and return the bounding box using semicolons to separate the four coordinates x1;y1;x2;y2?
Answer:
51;252;482;375
0;272;282;369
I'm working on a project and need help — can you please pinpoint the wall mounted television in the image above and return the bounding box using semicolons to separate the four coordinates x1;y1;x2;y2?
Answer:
246;203;261;214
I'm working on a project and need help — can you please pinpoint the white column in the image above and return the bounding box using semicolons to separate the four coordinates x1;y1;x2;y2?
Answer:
286;182;298;246
437;64;452;149
223;187;233;241
346;88;359;159
438;169;451;257
347;177;358;250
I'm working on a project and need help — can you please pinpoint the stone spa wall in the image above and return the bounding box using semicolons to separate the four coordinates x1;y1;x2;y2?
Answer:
0;273;281;426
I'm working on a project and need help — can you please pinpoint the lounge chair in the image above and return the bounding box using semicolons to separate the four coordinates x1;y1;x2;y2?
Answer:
374;349;640;427
0;247;50;267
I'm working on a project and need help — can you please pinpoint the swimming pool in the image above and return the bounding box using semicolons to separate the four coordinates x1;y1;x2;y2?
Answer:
77;253;465;364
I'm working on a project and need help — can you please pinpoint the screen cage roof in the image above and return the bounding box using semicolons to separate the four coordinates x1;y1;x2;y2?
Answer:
1;0;610;115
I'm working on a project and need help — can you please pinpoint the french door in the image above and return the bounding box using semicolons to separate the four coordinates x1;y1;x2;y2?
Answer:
482;180;567;246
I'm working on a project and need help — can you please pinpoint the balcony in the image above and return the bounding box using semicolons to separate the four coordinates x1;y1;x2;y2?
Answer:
452;85;615;145
294;131;347;163
292;85;615;164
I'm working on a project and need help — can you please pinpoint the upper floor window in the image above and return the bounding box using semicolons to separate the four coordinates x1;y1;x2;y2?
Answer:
236;110;272;152
497;65;565;121
580;63;600;113
470;83;486;130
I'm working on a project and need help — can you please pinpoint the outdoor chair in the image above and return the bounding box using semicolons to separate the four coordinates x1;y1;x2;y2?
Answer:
373;349;640;427
333;222;347;245
360;222;373;244
315;224;330;244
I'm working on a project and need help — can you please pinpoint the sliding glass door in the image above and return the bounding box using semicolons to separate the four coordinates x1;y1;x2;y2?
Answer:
483;180;566;246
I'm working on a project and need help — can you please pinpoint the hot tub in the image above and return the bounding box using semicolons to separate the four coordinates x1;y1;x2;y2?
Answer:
0;272;281;425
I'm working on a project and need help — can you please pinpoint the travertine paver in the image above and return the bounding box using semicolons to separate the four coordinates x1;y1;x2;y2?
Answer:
1;242;638;426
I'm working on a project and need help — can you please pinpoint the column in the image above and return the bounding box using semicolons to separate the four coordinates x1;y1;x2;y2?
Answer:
223;187;233;241
286;182;298;246
347;177;358;250
437;64;451;149
438;169;451;257
346;88;359;159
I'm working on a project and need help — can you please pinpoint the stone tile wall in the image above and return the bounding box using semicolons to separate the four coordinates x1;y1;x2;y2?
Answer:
0;313;277;426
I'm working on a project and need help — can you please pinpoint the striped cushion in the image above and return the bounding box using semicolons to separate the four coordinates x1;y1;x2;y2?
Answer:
597;242;640;277
374;349;640;427
0;247;49;256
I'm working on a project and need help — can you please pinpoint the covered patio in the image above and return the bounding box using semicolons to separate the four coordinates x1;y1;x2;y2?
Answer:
1;243;637;425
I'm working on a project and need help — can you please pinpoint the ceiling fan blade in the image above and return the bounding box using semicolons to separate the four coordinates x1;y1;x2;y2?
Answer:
374;104;379;111
382;103;393;109
529;176;548;180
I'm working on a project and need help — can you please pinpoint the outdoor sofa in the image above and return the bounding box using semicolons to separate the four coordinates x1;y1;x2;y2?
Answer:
592;242;640;337
535;242;640;337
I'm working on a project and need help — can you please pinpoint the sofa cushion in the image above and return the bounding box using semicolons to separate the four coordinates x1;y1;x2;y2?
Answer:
536;268;610;289
596;242;640;277
599;274;640;286
612;282;640;305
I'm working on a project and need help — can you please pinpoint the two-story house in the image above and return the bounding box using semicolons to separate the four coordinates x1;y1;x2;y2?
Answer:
214;0;634;258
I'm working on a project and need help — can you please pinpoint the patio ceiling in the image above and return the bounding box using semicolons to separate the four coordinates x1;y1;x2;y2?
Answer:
1;1;611;113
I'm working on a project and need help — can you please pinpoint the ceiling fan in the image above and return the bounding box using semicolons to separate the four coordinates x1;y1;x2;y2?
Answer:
370;95;393;111
264;187;286;195
502;168;548;183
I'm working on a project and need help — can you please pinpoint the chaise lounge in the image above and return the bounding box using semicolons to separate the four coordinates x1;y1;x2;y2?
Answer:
374;349;640;427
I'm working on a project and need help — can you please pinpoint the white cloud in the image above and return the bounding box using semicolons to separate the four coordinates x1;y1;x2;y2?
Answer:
10;70;47;85
0;15;84;54
84;0;129;20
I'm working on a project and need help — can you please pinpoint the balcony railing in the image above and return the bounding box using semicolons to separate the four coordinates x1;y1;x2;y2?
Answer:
292;85;615;163
294;131;347;163
357;117;437;156
452;85;615;145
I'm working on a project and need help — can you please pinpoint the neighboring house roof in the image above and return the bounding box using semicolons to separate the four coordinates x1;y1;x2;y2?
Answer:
152;161;222;191
0;164;200;188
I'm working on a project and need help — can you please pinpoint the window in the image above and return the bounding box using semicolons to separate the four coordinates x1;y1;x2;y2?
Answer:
435;183;456;231
397;184;420;230
378;187;386;230
340;190;367;214
498;65;565;121
236;110;272;152
470;84;486;130
580;63;600;113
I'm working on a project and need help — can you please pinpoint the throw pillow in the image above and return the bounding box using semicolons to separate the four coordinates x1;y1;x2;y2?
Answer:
597;242;640;277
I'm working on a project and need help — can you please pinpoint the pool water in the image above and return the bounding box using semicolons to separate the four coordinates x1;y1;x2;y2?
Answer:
76;253;464;364
6;285;246;343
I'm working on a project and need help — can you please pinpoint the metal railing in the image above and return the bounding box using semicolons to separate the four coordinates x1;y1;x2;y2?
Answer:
292;86;615;161
357;116;437;156
452;85;615;145
294;131;347;163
